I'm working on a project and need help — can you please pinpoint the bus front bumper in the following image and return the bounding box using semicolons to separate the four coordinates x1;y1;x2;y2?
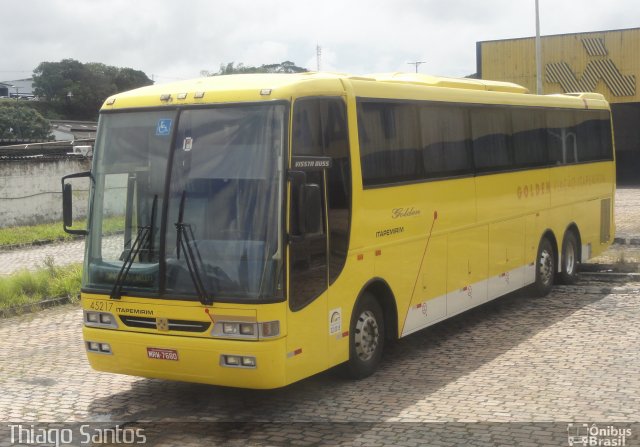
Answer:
83;327;288;389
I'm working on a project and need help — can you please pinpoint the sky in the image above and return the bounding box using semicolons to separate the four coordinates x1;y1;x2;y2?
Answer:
1;0;638;84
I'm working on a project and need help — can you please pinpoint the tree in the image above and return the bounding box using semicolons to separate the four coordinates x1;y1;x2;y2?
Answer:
213;61;308;75
0;102;51;141
32;59;153;120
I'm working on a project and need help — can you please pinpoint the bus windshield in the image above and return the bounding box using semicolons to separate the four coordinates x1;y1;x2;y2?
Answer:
84;103;287;301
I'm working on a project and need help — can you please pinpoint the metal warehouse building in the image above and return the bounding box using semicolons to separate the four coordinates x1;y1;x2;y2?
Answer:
477;27;640;183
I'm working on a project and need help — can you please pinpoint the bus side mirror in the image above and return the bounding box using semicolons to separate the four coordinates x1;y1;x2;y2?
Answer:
62;171;91;236
298;183;322;235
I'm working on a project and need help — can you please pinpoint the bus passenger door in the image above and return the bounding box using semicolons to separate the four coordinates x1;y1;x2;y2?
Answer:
287;96;352;381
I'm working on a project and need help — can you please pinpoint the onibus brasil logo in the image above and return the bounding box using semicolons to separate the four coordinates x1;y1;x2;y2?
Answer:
567;423;632;446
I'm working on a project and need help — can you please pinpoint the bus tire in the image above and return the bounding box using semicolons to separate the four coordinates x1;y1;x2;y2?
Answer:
533;237;555;297
344;292;385;379
559;231;579;285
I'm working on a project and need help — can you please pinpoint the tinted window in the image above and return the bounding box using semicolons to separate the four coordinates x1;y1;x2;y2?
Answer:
547;110;577;164
420;105;473;178
471;108;512;171
358;102;421;186
576;110;613;162
512;109;548;167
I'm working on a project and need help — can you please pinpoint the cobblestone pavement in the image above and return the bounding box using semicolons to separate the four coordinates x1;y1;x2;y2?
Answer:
0;278;639;445
615;187;640;239
0;239;86;275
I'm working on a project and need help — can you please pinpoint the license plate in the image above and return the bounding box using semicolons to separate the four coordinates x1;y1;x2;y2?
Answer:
147;347;179;361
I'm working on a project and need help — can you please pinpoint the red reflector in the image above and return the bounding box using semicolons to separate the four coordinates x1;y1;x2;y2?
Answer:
294;348;302;356
342;331;349;338
375;250;382;256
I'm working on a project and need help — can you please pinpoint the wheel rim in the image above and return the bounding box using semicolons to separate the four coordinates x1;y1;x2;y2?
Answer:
354;310;379;361
539;249;554;286
565;240;576;275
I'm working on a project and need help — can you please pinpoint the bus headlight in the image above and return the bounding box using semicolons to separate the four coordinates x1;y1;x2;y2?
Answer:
220;355;257;368
86;341;113;355
212;321;280;340
223;323;239;334
239;323;255;336
84;311;118;329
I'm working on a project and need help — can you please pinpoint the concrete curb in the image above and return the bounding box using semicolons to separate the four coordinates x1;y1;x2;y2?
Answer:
0;296;78;319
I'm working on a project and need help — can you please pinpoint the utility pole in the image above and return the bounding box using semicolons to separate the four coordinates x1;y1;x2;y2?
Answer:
535;0;543;94
407;61;426;73
316;45;322;72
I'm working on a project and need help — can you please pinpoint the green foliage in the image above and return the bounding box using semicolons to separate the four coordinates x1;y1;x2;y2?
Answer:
32;59;153;120
0;259;82;310
215;61;308;75
0;102;51;140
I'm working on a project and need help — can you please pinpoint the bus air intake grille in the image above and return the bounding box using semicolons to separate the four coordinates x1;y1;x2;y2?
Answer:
119;316;211;332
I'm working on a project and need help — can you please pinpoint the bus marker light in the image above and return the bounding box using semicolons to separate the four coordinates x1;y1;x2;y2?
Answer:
194;91;205;99
260;89;272;96
375;249;382;256
177;93;188;100
287;348;303;358
357;254;364;261
160;94;171;101
106;98;116;105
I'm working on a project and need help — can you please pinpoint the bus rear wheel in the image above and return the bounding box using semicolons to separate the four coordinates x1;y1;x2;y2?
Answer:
533;238;555;297
559;231;579;285
344;292;385;379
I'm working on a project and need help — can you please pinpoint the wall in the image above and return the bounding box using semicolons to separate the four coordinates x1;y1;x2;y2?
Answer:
477;28;640;104
0;157;91;228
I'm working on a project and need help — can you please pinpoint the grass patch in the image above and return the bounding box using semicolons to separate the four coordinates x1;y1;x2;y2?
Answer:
0;215;124;248
0;257;82;311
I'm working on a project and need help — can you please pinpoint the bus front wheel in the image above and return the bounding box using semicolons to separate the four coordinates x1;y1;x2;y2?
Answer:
533;238;555;297
344;292;385;379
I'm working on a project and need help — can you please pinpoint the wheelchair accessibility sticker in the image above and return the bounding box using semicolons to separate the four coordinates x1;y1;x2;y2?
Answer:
156;119;173;136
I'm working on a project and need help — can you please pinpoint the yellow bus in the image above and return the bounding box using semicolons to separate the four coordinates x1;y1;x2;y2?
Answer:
62;72;615;389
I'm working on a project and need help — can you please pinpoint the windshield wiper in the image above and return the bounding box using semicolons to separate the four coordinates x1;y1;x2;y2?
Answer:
175;190;214;305
110;195;157;299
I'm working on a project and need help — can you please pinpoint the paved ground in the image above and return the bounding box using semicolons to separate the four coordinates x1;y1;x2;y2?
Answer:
0;277;639;445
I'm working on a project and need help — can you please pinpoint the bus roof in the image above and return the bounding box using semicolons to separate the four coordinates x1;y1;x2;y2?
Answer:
101;72;609;111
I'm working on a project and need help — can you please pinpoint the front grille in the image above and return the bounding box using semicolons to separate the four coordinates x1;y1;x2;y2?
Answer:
119;316;211;332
